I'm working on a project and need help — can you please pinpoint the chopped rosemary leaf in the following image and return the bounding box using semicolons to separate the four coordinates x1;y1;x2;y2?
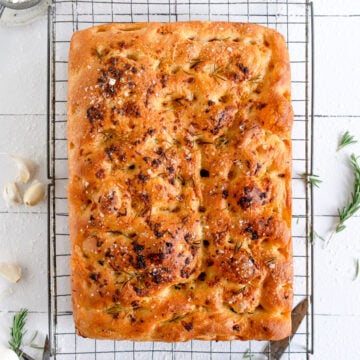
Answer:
248;76;263;83
189;58;204;69
234;241;242;254
29;330;38;345
94;48;103;60
105;304;131;315
28;330;43;350
354;259;360;281
265;257;277;264
314;231;325;242
338;131;357;151
214;135;230;147
168;313;188;322
310;227;326;244
211;64;227;82
9;308;28;356
301;172;322;188
335;154;360;233
242;349;251;359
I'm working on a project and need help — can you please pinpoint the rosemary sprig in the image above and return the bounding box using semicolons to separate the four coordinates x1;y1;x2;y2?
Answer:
354;259;360;281
9;308;28;356
338;131;357;151
301;172;322;188
335;154;360;233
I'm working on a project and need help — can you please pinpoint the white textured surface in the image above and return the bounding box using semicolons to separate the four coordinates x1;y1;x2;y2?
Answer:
0;15;49;359
1;0;360;358
313;117;360;216
0;18;46;114
315;17;360;116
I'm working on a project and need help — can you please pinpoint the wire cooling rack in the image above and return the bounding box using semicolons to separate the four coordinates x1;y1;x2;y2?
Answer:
47;1;315;358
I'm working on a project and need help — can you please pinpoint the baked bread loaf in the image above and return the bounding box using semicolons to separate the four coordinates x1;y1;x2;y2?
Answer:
67;21;293;341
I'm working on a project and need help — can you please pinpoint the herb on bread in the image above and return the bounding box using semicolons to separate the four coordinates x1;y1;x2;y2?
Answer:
211;64;227;82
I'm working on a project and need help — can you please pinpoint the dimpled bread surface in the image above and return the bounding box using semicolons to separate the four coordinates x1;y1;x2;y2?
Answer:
67;21;293;341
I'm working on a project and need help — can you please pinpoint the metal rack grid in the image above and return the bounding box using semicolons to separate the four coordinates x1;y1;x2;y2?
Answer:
47;1;315;358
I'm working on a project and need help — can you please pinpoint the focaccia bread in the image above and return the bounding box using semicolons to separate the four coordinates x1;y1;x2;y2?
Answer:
67;21;293;341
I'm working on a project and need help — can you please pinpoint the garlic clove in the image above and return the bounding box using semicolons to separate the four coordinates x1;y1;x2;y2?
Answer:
3;183;22;207
0;263;22;283
10;155;36;184
0;153;36;184
0;344;19;360
23;180;46;206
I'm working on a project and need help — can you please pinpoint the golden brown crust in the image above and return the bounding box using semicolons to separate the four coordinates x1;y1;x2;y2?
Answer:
67;21;293;342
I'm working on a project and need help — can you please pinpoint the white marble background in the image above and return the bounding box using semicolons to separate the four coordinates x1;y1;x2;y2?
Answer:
0;0;360;358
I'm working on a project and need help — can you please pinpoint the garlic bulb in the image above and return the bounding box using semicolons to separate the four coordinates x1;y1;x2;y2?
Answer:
23;180;46;206
3;183;22;207
0;263;22;283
